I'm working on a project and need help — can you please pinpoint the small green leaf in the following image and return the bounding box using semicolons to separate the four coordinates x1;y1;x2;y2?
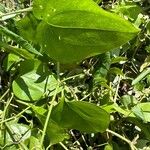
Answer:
136;103;150;122
140;56;150;72
51;99;110;133
103;103;134;117
94;52;111;83
111;56;127;64
29;136;41;150
0;42;34;59
112;1;142;21
0;25;42;56
104;144;113;150
3;54;21;71
109;67;124;76
121;95;136;109
132;105;146;123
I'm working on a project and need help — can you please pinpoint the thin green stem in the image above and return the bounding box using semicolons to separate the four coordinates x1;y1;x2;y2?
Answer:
40;84;59;148
59;142;69;150
106;129;137;150
1;93;14;124
132;67;150;85
57;62;60;80
1;93;14;146
0;89;10;101
113;75;121;103
0;106;31;124
62;74;84;82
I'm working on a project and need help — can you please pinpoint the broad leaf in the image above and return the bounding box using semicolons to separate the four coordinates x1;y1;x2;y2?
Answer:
33;0;139;63
12;60;58;101
51;99;110;133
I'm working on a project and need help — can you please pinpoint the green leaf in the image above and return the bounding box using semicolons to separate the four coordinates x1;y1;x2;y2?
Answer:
28;136;41;150
104;144;113;150
111;56;127;64
102;103;134;117
108;67;124;76
46;119;69;145
94;52;111;83
132;105;146;123
33;0;139;64
140;56;150;71
112;1;142;21
0;25;42;56
136;103;150;122
136;139;150;150
12;60;58;101
0;3;5;13
93;0;102;4
121;95;136;109
147;75;150;86
3;54;21;71
0;42;35;59
51;99;110;133
30;105;47;116
1;121;31;147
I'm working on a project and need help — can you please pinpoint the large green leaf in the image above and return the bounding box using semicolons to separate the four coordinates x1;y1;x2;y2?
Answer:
12;60;58;101
33;0;139;64
51;99;110;133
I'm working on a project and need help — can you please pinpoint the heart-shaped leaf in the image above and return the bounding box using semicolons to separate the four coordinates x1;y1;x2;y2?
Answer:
33;0;139;64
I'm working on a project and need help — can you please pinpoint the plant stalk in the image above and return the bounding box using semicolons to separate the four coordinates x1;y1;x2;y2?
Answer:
40;84;59;148
106;129;137;150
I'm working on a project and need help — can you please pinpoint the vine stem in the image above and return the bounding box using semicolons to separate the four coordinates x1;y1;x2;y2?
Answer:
106;129;137;150
59;142;69;150
113;75;121;103
0;89;10;101
40;62;60;148
0;7;33;19
40;84;59;147
0;106;31;124
1;93;14;146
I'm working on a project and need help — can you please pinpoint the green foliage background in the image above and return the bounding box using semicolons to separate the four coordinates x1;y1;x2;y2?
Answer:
0;0;150;150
